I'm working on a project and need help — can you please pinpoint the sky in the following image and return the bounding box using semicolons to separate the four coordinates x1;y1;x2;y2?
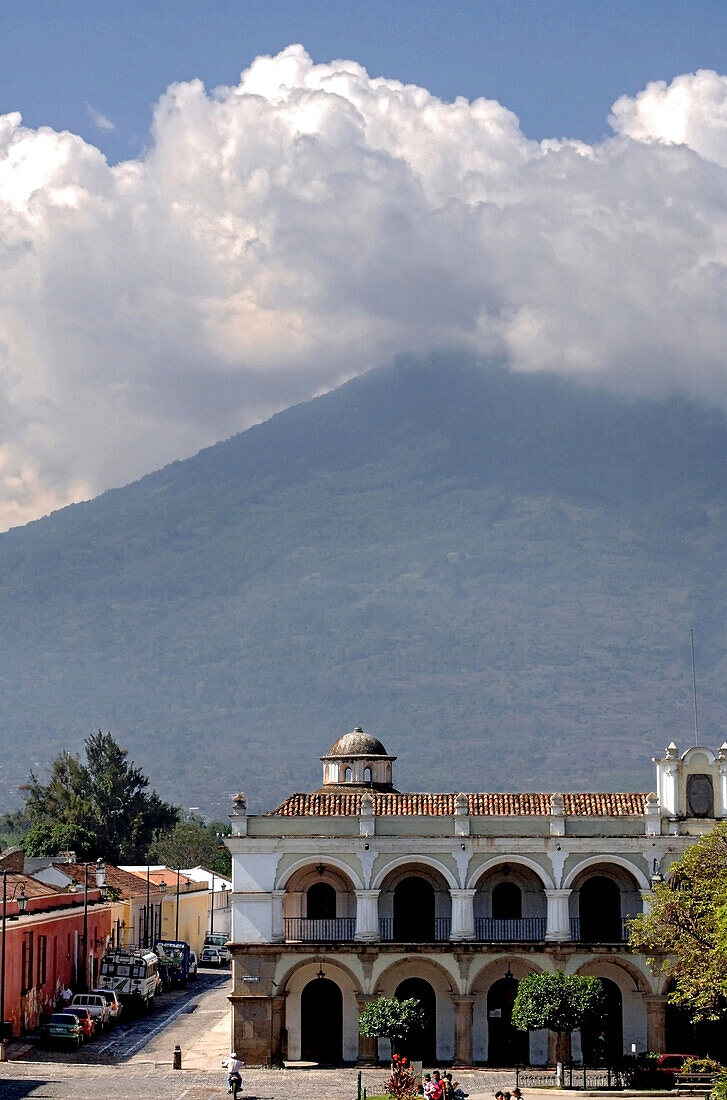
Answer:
2;1;727;528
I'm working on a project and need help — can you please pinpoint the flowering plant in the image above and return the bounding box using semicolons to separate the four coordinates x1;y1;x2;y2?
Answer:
385;1053;417;1100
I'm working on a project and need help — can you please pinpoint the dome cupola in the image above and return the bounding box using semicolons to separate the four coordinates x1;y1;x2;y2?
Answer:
320;727;397;790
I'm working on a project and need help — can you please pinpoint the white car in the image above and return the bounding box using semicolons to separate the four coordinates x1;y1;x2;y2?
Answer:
70;993;111;1031
200;946;223;967
91;988;123;1020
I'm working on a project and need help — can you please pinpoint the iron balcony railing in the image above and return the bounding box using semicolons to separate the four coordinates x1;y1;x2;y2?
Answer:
283;917;356;942
378;917;452;942
569;916;630;943
474;917;547;941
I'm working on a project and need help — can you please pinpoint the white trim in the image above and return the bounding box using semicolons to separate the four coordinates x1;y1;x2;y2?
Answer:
562;855;650;891
371;854;459;890
466;855;554;891
276;855;364;891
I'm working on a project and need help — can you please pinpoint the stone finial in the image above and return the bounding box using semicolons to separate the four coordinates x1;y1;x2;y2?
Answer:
719;742;727;761
646;791;659;806
360;791;374;816
666;741;678;760
645;791;661;835
550;793;565;815
230;791;248;836
454;793;469;816
359;791;375;836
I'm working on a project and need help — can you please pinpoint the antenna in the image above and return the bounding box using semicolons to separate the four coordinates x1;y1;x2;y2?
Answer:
690;628;700;746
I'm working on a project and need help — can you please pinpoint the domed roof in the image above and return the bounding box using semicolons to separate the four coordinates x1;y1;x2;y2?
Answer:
324;727;390;758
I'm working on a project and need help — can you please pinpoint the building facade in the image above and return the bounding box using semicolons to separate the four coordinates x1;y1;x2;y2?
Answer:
227;730;727;1066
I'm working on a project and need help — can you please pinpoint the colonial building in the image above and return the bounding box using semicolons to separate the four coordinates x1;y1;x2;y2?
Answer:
226;730;727;1067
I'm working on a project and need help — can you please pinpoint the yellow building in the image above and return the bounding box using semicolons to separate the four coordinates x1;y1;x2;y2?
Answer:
121;866;209;954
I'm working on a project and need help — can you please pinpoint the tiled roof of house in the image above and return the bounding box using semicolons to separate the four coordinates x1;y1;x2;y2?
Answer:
5;872;64;898
269;791;649;817
57;862;152;898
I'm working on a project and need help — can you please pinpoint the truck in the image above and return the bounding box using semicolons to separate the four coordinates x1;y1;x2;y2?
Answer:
202;931;230;964
154;940;191;988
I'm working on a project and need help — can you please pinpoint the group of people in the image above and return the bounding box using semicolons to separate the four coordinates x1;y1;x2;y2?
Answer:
496;1088;524;1100
420;1069;469;1099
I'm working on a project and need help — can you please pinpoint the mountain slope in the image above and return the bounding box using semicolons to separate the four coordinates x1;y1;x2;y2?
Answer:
2;355;727;815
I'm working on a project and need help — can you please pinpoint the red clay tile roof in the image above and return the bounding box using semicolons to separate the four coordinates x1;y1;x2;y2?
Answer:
269;791;648;817
4;872;64;898
56;862;151;898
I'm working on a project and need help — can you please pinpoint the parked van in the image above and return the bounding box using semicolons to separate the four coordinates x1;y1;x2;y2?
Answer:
70;993;111;1031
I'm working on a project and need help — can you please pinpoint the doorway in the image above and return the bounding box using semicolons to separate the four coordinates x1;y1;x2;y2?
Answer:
487;976;529;1066
393;878;435;941
396;977;437;1063
579;877;622;942
581;977;623;1065
301;978;343;1064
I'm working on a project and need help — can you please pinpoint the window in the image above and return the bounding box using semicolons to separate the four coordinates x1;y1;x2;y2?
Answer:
344;767;352;782
306;882;337;920
37;935;47;987
492;882;522;920
687;773;714;817
21;931;34;993
364;767;372;784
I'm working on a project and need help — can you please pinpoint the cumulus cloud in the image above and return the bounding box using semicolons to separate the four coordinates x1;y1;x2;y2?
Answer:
2;49;727;528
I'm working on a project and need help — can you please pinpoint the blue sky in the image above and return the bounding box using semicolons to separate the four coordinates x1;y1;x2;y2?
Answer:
4;0;727;159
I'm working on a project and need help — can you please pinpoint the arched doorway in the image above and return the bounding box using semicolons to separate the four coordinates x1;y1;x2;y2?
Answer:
665;982;726;1061
307;882;336;920
396;977;437;1063
579;877;622;942
394;878;435;942
581;978;623;1065
487;976;529;1066
492;883;522;920
301;978;343;1064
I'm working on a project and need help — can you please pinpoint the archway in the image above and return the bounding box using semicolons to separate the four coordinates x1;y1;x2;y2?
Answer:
665;983;726;1060
307;882;336;920
396;977;437;1063
394;878;435;942
579;877;622;942
492;882;522;920
301;978;343;1063
581;978;622;1065
487;976;529;1066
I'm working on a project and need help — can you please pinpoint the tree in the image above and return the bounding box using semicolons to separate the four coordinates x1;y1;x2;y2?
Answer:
629;822;727;1019
148;816;231;876
512;970;604;1063
358;996;426;1056
22;730;178;862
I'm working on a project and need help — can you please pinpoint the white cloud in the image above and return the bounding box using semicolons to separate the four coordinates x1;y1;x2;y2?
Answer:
2;48;727;528
86;105;115;132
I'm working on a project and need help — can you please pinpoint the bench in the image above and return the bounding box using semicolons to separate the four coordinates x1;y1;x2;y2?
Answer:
674;1072;715;1095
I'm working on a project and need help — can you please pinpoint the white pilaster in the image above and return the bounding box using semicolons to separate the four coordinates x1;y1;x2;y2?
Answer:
545;888;572;941
719;755;727;818
271;889;285;942
355;889;380;942
449;889;476;941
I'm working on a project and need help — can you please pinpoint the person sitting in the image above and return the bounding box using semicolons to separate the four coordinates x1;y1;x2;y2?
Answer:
221;1052;243;1093
445;1071;468;1099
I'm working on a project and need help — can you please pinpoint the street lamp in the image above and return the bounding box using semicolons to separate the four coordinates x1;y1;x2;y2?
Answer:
1;871;29;1062
82;858;105;993
175;868;181;941
210;871;215;937
156;880;167;944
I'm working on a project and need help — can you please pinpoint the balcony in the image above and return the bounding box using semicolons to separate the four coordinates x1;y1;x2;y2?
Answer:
378;916;452;942
474;916;546;941
283;917;356;942
569;916;630;943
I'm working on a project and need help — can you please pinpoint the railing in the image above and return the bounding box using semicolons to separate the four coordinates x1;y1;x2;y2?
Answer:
379;917;452;942
283;917;356;942
516;1064;627;1091
474;916;546;941
569;917;630;943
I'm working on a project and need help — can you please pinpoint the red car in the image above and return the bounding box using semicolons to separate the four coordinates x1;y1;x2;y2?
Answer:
61;1006;95;1041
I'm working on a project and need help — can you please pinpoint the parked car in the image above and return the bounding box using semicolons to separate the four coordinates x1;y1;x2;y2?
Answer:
40;1012;84;1047
188;951;198;980
91;987;123;1020
655;1054;698;1077
61;1006;95;1040
200;945;223;967
203;933;230;963
70;992;111;1031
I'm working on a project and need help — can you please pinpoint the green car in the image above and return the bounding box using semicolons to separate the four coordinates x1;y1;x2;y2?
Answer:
40;1012;83;1047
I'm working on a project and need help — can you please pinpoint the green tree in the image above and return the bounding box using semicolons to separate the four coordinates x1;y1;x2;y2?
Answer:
512;970;604;1063
22;730;178;863
629;823;727;1019
148;816;231;876
358;996;426;1057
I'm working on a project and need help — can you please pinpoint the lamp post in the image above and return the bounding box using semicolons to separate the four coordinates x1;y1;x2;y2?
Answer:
210;872;215;937
175;869;181;941
0;872;29;1062
82;858;105;992
145;864;151;948
156;880;167;944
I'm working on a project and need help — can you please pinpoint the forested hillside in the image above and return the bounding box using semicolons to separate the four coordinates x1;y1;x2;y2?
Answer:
2;355;727;816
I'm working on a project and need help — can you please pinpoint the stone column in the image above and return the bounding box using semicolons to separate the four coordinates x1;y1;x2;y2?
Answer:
644;995;667;1053
271;890;285;942
355;890;381;942
356;994;379;1065
719;757;727;818
452;994;475;1066
450;890;476;941
545;889;572;941
271;994;287;1067
640;889;652;916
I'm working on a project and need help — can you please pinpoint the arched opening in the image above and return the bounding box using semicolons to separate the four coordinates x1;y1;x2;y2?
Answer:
579;877;622;942
492;882;522;920
393;877;435;942
301;978;343;1064
306;882;336;920
396;977;437;1063
665;982;726;1060
581;978;623;1065
364;766;372;784
344;766;352;782
487;976;529;1066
